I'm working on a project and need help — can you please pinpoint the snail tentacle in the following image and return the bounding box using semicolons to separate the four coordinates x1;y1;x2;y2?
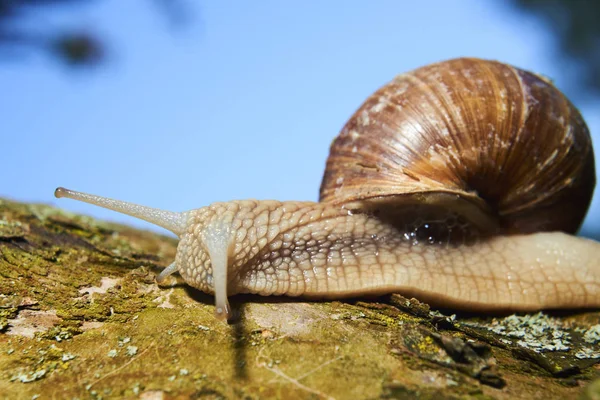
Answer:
54;187;189;236
156;262;178;283
201;220;234;320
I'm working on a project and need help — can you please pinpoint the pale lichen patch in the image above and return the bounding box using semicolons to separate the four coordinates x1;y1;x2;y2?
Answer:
81;321;104;331
583;324;600;344
139;390;166;400
575;347;600;360
78;277;120;296
155;288;175;309
463;312;572;353
6;310;61;338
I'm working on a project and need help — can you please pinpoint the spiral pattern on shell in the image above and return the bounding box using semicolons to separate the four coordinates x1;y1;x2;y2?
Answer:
319;58;595;234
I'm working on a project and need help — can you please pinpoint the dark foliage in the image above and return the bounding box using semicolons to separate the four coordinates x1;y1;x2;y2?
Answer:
512;0;600;97
0;0;185;66
0;0;102;65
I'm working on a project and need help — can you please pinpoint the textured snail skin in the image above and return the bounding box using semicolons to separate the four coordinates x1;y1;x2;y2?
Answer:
54;58;600;320
54;189;600;320
177;201;600;315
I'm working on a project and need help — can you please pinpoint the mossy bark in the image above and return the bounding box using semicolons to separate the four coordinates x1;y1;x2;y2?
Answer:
0;198;599;399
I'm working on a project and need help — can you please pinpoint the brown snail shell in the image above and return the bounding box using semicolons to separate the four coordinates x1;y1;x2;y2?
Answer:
320;57;596;235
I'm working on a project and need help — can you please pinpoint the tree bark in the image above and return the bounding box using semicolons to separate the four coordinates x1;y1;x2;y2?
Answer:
1;198;599;399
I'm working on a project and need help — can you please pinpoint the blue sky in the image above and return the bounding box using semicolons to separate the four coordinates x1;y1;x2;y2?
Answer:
1;0;598;237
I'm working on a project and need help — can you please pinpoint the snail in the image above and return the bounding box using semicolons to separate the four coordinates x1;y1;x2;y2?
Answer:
55;57;600;320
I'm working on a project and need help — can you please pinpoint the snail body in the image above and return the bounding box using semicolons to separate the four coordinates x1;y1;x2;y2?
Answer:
55;58;599;320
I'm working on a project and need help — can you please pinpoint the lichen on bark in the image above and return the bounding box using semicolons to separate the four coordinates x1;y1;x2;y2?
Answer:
0;198;599;399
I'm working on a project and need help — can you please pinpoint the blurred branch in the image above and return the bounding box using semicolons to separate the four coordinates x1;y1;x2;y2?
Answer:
0;0;188;67
510;0;600;96
0;28;103;66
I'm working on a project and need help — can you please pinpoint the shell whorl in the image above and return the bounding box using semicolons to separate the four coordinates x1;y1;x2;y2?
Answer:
319;57;596;234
